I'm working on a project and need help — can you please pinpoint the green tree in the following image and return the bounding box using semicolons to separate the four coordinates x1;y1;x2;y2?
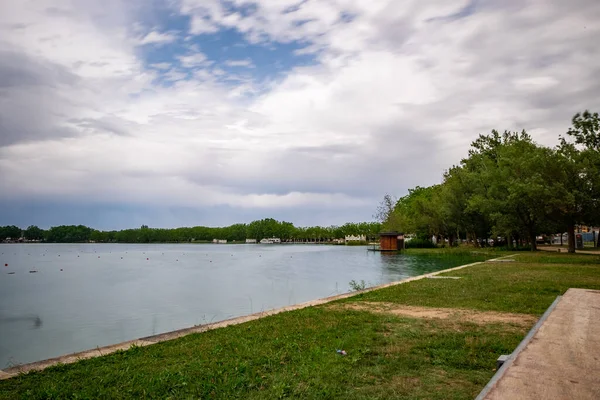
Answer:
24;225;44;240
463;130;569;250
565;110;600;151
558;110;600;251
0;225;22;240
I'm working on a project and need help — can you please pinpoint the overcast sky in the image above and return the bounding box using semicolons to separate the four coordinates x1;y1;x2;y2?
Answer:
0;0;599;230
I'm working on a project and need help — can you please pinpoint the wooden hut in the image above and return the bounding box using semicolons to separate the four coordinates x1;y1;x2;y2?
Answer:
379;232;405;251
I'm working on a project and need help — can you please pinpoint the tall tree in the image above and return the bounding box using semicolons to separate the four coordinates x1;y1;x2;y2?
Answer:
558;110;600;251
460;130;566;250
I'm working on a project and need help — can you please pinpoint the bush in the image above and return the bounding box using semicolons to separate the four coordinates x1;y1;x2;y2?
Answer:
348;280;367;291
405;238;436;249
345;240;368;246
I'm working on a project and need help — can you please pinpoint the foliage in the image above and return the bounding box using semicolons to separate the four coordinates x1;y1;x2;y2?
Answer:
8;220;382;244
45;225;94;243
23;225;45;240
0;225;22;240
563;110;600;151
373;194;397;227
348;279;367;291
383;112;600;251
405;238;436;249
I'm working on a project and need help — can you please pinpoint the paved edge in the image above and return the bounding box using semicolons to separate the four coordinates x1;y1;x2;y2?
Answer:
0;253;516;380
474;295;563;400
538;246;600;255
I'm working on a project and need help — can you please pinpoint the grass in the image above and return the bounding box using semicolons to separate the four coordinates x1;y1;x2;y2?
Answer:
1;250;599;399
353;261;600;315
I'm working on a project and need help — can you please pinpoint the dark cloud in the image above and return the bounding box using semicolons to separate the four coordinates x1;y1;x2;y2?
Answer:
0;51;80;146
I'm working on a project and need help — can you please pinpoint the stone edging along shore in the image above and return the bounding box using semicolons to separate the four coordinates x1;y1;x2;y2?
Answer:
0;254;516;380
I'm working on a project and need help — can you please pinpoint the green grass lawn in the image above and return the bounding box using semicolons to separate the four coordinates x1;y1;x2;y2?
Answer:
1;251;599;399
354;254;600;315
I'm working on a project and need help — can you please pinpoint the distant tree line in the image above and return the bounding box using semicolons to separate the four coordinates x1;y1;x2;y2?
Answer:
379;111;600;253
1;219;381;244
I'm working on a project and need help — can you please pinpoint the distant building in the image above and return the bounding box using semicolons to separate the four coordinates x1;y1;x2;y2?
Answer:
260;238;281;244
212;239;228;244
246;239;257;243
345;235;366;243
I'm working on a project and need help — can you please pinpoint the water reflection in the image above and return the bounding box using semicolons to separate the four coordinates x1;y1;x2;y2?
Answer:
0;314;43;329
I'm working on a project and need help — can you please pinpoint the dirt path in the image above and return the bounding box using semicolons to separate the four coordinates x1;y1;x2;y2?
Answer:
331;302;537;327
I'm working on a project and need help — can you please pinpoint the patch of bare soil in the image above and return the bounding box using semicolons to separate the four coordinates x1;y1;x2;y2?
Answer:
333;302;537;326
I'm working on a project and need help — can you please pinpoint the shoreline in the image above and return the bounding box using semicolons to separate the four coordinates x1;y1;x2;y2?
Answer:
0;255;512;380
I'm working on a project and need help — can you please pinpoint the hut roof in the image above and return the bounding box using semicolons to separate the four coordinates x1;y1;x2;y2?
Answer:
379;231;404;236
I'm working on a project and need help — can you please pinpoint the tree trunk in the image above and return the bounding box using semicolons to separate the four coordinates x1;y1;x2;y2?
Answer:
471;232;480;248
529;231;537;251
567;224;576;253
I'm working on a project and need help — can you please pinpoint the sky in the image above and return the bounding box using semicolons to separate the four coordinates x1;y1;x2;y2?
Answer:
0;0;599;230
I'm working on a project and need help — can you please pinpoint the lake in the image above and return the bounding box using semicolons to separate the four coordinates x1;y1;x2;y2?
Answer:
0;243;479;368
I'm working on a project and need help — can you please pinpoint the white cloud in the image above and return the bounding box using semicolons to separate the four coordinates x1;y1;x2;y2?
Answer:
138;30;179;45
177;52;209;67
163;69;189;81
224;59;255;68
1;0;600;226
150;62;172;70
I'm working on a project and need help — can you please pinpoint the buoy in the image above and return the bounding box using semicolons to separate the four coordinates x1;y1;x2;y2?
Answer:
4;263;7;267
60;269;63;271
121;257;123;259
146;258;149;260
176;259;178;261
98;256;100;258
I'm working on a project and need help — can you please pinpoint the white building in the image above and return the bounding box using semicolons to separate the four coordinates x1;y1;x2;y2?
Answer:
345;235;366;243
260;237;281;244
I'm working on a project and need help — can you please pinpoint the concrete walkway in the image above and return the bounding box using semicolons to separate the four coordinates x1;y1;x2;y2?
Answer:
481;288;600;399
538;246;600;255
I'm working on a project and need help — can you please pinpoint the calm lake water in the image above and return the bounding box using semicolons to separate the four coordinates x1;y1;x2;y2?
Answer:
1;243;476;367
